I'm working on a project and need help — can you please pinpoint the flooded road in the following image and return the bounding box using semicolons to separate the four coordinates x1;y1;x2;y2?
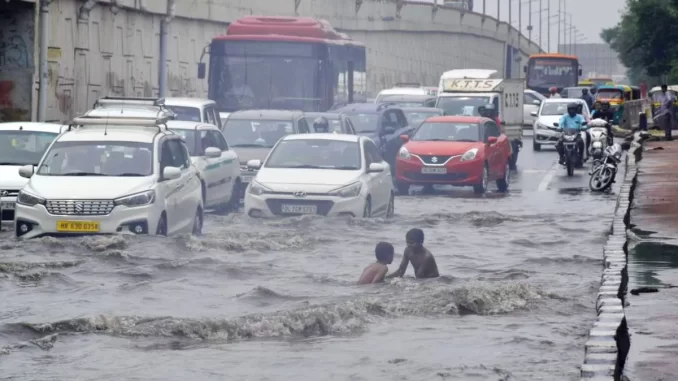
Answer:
1;137;624;380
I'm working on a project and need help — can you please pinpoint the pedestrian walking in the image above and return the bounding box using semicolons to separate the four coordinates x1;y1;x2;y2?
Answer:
654;84;675;141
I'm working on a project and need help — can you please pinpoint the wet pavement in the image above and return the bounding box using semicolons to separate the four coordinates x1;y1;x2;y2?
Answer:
625;139;678;381
1;136;625;381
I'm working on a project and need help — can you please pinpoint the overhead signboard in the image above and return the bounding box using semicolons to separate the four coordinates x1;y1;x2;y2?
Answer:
442;79;503;92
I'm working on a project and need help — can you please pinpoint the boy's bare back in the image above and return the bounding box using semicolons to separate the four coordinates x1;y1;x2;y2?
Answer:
357;263;389;284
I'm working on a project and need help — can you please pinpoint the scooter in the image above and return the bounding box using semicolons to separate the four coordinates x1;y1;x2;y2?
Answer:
589;143;623;191
550;122;588;177
588;118;610;165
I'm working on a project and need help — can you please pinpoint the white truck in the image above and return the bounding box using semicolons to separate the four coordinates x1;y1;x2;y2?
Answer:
435;70;524;169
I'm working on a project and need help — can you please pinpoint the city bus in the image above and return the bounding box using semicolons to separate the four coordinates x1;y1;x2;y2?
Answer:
524;53;582;96
198;16;367;113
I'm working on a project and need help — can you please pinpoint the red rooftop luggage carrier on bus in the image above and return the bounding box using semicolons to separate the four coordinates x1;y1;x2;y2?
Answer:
198;16;367;113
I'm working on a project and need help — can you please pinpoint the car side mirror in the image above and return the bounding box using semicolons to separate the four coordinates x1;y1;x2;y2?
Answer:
487;136;498;144
530;111;538;117
399;134;409;142
367;162;386;173
553;122;559;127
162;166;182;180
18;165;34;178
247;159;262;170
204;146;221;158
197;63;206;79
533;99;541;105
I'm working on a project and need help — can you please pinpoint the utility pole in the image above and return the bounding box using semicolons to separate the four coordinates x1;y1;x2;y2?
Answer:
557;0;561;53
519;0;522;43
509;0;512;38
497;0;500;24
570;14;574;55
547;0;551;52
528;0;532;42
563;0;567;54
37;0;52;121
539;0;543;49
159;0;176;97
483;0;485;15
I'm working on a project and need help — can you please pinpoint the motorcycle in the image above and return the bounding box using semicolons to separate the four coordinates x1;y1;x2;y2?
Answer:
588;118;611;165
550;122;588;177
589;143;623;191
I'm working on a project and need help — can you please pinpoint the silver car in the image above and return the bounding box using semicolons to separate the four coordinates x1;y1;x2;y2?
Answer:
531;98;590;151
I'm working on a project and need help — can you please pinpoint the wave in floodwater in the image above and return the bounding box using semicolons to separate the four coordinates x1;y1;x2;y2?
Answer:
1;280;545;353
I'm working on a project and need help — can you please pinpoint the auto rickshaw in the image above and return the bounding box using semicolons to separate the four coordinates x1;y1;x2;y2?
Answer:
649;85;678;121
595;85;629;125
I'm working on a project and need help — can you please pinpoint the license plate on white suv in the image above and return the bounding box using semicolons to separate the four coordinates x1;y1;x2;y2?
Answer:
242;176;253;183
1;202;15;210
281;204;317;214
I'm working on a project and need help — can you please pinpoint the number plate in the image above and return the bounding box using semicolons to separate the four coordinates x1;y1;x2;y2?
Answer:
281;204;317;214
56;220;100;233
421;167;447;174
0;202;15;210
242;176;253;183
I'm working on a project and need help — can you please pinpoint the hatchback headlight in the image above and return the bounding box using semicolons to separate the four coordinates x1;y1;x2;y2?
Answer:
329;182;362;198
114;190;155;207
248;180;271;196
16;191;45;206
460;148;478;162
536;122;548;129
398;146;411;159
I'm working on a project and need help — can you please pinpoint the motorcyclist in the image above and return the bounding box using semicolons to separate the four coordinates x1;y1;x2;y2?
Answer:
556;102;587;165
591;101;615;145
581;88;594;109
313;116;330;133
549;87;561;98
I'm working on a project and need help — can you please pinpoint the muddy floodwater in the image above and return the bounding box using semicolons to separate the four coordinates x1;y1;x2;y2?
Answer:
1;147;625;380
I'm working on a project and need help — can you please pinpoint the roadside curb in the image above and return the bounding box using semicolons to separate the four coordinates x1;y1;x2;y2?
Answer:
580;134;641;380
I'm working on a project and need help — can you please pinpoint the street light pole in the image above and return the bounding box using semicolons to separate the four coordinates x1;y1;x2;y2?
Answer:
547;0;551;52
483;0;486;15
570;14;574;55
528;0;532;42
557;0;561;53
519;0;522;43
539;0;543;49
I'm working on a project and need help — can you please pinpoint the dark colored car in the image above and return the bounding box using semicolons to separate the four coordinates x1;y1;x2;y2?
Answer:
399;107;444;127
376;94;437;108
333;103;414;175
303;112;357;134
221;109;311;197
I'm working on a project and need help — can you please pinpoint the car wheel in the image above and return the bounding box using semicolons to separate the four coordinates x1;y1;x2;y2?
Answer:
533;140;541;151
362;197;372;218
192;206;203;236
473;164;488;194
156;213;168;236
386;192;395;218
396;182;409;195
496;160;510;192
217;179;241;214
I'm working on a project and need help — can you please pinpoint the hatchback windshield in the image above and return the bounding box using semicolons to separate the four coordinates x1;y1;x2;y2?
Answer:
303;116;343;133
265;139;361;170
436;96;490;116
223;119;295;148
37;141;154;176
404;111;442;126
0;130;58;166
166;106;201;122
540;102;572;116
343;113;379;134
411;122;480;142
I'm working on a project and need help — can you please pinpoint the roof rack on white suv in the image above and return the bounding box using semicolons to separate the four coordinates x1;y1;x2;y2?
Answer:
93;96;167;108
90;96;176;120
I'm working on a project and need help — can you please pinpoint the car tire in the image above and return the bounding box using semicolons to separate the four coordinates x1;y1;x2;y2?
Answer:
386;192;395;218
473;164;489;194
362;197;372;218
496;160;510;192
217;179;241;214
192;206;203;236
533;140;541;151
396;182;409;195
156;213;168;236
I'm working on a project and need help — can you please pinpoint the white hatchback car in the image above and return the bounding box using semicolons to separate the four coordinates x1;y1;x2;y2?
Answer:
167;120;242;212
164;97;223;128
532;98;591;151
14;116;203;239
0;122;65;228
244;134;395;218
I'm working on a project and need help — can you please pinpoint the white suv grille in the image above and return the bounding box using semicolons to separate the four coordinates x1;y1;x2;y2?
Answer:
45;200;115;216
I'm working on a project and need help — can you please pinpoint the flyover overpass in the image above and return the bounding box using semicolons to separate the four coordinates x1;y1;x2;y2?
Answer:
0;0;542;122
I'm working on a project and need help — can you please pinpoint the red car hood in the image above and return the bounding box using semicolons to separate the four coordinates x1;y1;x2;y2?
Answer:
404;140;484;156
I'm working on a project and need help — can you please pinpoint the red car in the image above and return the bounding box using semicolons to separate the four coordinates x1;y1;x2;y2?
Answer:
395;116;511;194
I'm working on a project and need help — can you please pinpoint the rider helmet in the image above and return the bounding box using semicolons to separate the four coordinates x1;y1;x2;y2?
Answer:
313;116;330;133
567;102;578;117
601;101;611;111
582;88;589;94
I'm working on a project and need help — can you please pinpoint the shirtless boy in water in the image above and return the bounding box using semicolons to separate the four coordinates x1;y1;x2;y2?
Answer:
387;228;439;279
357;242;394;284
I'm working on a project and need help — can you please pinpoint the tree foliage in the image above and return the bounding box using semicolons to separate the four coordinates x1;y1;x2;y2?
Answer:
602;0;678;83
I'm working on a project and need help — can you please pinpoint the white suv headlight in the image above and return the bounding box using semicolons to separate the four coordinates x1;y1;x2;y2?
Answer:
398;146;411;159
16;191;45;206
329;182;362;198
460;148;478;162
114;190;156;207
248;180;271;196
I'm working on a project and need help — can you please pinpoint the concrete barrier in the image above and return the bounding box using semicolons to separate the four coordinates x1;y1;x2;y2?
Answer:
579;133;644;380
622;99;652;130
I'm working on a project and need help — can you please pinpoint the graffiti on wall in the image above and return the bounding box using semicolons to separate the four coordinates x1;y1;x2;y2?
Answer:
0;4;35;121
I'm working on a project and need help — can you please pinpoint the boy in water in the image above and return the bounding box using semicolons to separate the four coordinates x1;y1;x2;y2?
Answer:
387;228;439;279
357;242;394;284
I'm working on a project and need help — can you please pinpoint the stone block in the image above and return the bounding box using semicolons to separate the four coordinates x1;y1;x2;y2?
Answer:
583;352;617;365
581;363;615;377
598;304;624;314
585;339;618;354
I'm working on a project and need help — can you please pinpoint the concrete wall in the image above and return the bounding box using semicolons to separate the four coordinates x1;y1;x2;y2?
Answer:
8;0;541;122
0;1;35;121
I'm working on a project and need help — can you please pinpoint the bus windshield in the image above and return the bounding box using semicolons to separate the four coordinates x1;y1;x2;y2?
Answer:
210;41;321;112
526;58;578;90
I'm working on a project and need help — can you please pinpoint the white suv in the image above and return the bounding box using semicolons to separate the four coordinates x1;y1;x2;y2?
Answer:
14;114;203;239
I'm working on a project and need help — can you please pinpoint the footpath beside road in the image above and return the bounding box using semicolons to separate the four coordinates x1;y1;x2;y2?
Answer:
623;137;678;380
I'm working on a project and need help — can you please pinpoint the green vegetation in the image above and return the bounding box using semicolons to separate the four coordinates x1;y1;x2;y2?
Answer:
602;0;678;84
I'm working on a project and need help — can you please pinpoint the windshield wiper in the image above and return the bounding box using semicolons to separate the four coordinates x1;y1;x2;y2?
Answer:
0;162;32;166
285;164;323;169
453;139;478;142
116;173;145;177
230;144;267;148
333;166;359;170
61;172;108;176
